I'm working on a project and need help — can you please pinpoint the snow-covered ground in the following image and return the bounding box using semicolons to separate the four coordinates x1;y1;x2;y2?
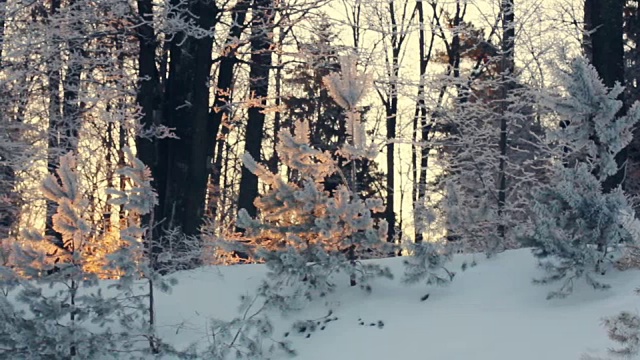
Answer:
155;248;640;359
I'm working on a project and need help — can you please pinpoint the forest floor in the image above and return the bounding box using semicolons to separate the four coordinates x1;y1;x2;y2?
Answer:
156;248;640;359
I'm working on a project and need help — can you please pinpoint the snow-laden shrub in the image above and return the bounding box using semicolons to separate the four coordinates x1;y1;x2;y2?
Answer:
220;55;391;312
583;309;640;360
522;57;640;299
0;149;175;358
403;241;455;289
223;119;392;311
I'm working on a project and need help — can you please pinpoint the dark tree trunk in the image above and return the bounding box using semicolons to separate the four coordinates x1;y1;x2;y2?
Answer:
209;0;250;221
236;0;274;222
135;0;164;266
269;28;286;175
159;0;219;263
0;0;6;64
585;0;627;192
62;0;84;152
136;0;220;270
497;0;515;242
0;0;17;241
135;0;161;171
45;0;63;250
384;1;402;244
413;0;436;243
385;94;397;244
624;1;640;195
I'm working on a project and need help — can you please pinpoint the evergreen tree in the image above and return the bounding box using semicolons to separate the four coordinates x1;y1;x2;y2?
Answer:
226;118;391;310
282;20;384;200
0;149;175;358
522;57;640;299
402;240;455;289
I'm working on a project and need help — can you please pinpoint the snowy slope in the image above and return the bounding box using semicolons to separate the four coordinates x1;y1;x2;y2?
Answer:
156;249;640;360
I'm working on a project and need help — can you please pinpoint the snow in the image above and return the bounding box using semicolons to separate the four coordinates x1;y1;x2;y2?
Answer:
155;248;640;359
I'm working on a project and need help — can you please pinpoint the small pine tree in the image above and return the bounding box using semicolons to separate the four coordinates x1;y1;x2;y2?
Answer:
282;25;384;200
603;311;640;357
219;55;391;312
0;149;175;358
582;309;640;360
227;119;391;312
522;57;640;299
402;241;455;288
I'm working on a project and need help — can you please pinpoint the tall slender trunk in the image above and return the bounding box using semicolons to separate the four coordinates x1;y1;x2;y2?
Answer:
269;27;285;174
62;0;84;152
384;1;401;244
209;0;250;222
385;93;397;244
624;1;640;193
0;0;6;64
497;0;515;242
116;34;128;221
45;0;65;253
236;0;274;222
0;0;16;241
135;0;163;266
413;0;435;243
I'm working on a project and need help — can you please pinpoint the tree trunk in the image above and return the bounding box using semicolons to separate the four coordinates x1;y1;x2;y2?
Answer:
159;0;218;265
236;0;274;222
585;0;627;192
413;0;435;243
45;0;68;253
136;0;220;270
497;0;515;243
0;0;6;64
135;0;163;267
269;27;285;175
62;0;84;153
209;0;250;222
624;1;640;195
0;0;16;241
384;1;402;244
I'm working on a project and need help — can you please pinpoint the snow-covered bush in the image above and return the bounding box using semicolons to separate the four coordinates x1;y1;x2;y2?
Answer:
204;117;391;358
522;57;640;299
583;309;640;360
403;241;455;289
203;57;391;359
602;311;640;358
0;149;175;358
202;117;389;358
227;119;391;310
199;293;296;360
218;55;391;313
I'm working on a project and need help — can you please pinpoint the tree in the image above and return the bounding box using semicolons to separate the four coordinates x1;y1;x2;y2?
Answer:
236;0;276;224
412;0;436;243
282;20;384;200
370;0;416;244
522;57;640;299
622;0;640;203
428;2;541;254
0;150;175;358
135;0;222;270
221;56;390;298
584;0;627;192
208;0;252;224
228;119;391;306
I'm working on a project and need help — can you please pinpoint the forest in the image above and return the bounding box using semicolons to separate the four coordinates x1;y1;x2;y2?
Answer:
1;0;640;358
